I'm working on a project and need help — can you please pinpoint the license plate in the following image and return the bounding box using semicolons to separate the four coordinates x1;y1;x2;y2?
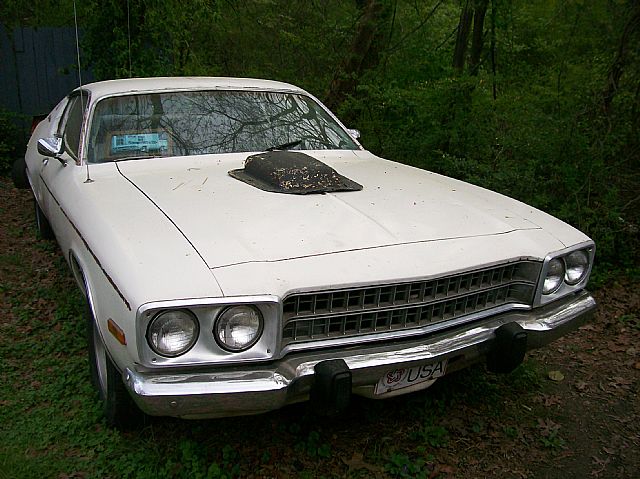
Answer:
375;360;447;395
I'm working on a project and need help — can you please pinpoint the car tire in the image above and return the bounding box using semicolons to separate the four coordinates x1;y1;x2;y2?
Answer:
34;200;55;240
86;305;142;428
12;158;29;189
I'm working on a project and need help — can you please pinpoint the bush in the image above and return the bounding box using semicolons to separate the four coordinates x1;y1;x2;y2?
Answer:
0;109;23;175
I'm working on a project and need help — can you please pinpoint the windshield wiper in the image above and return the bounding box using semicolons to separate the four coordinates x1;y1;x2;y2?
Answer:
265;139;302;151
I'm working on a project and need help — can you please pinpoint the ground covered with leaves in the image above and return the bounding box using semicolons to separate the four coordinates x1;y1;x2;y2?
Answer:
0;176;638;479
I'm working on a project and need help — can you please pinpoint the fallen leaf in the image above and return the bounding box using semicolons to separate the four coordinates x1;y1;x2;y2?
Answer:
548;370;565;382
342;452;383;476
609;376;633;388
607;341;627;353
541;394;563;406
575;381;589;391
579;324;597;331
430;464;456;478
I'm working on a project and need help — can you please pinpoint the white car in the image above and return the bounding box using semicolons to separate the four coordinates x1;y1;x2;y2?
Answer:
18;77;596;426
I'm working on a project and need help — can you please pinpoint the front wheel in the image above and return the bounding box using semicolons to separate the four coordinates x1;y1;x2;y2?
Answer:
34;200;54;240
87;307;142;428
12;158;29;189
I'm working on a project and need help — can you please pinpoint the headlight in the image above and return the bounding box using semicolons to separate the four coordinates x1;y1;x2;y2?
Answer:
214;305;263;352
565;250;589;285
543;258;565;294
147;309;199;357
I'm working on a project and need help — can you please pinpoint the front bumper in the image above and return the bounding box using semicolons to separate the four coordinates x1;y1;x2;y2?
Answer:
124;291;595;419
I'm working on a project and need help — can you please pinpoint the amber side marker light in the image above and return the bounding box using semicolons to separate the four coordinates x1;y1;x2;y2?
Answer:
108;319;127;345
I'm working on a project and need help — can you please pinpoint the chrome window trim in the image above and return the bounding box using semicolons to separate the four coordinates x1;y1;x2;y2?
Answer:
89;87;363;151
59;89;91;166
83;89;362;165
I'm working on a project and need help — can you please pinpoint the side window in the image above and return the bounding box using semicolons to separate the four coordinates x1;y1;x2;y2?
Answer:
60;92;89;159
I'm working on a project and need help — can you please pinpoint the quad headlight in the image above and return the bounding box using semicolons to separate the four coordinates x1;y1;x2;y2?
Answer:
147;309;199;357
543;258;565;294
542;248;592;296
214;305;263;352
564;250;589;285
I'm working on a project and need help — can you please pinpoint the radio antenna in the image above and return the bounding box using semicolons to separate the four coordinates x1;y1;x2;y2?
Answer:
127;0;132;77
73;0;93;183
73;0;83;90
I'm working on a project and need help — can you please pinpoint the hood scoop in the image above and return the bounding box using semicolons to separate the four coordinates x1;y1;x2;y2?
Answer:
229;150;362;195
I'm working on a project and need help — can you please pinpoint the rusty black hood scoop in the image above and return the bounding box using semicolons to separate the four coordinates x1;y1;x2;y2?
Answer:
228;151;362;195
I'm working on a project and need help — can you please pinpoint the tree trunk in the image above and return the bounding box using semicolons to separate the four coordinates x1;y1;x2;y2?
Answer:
603;2;640;114
452;1;474;73
490;0;497;98
468;0;489;76
324;0;391;111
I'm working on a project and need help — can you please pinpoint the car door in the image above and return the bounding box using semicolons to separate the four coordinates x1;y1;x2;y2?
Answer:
27;96;68;206
40;91;89;232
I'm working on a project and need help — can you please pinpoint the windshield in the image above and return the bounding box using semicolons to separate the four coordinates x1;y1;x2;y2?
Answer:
86;90;358;163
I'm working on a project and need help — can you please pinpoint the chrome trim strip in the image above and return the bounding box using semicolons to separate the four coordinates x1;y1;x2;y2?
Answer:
137;295;281;317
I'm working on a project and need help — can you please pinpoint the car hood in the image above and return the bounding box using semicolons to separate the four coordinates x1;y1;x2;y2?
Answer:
116;151;542;268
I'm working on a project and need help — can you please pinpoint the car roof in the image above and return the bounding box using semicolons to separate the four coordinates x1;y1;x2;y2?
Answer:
79;77;307;100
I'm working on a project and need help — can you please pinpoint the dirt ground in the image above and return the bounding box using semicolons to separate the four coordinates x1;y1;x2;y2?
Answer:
1;176;638;479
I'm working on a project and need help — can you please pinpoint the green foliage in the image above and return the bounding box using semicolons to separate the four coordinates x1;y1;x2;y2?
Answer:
0;0;76;27
505;361;542;391
0;109;22;174
80;0;357;96
538;427;566;450
618;313;639;331
295;430;332;459
411;423;449;448
385;452;431;479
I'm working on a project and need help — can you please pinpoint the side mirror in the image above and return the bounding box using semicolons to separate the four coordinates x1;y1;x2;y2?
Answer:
37;137;63;158
347;128;361;140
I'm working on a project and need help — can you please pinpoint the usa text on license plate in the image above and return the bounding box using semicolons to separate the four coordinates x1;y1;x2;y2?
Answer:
375;360;447;395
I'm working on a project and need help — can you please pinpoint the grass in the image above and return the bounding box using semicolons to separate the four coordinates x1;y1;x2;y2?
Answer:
618;313;639;330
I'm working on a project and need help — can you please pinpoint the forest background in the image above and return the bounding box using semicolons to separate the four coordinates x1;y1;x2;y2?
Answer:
1;0;639;275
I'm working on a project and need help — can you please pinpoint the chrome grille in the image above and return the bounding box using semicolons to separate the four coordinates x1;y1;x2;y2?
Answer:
282;261;541;346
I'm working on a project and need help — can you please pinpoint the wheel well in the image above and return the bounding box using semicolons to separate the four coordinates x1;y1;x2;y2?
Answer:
69;251;87;297
69;251;99;324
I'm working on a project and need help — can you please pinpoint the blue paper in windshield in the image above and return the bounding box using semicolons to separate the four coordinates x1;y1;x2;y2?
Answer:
110;132;169;155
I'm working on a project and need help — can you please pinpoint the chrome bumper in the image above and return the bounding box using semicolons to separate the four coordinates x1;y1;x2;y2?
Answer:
124;291;595;419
